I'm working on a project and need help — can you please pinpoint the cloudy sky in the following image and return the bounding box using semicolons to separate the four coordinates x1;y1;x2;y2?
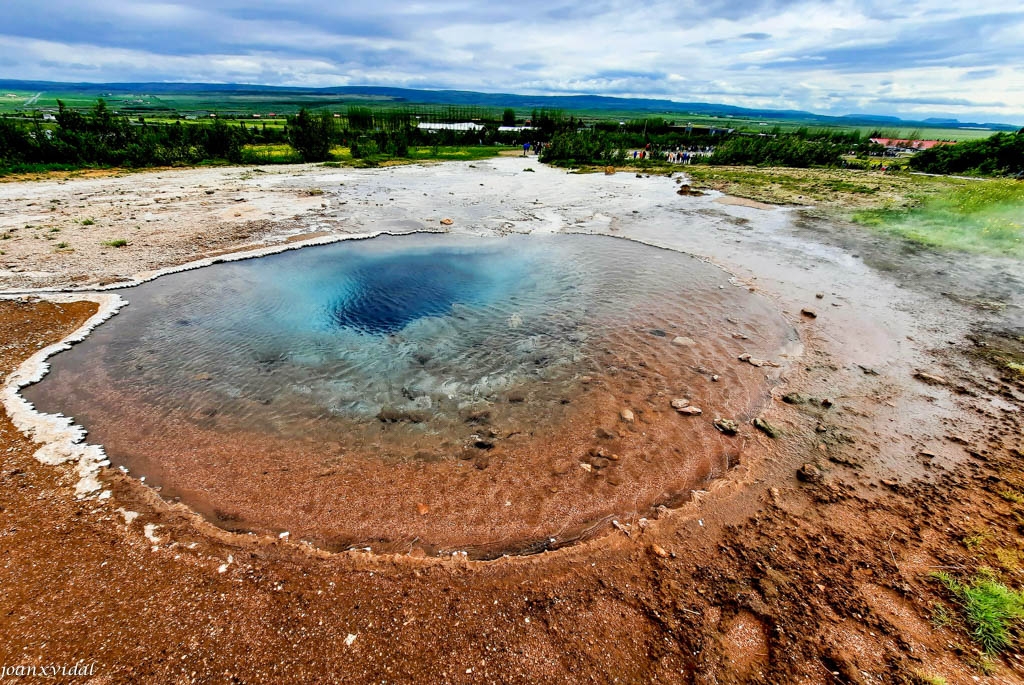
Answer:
1;0;1022;123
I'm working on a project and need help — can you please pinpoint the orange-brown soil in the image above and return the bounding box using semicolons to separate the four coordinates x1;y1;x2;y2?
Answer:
1;294;1022;683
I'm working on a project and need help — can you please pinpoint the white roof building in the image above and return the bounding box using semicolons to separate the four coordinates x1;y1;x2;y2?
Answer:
417;122;485;131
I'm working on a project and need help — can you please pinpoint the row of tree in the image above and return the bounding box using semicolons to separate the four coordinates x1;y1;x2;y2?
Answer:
0;101;289;169
910;130;1024;176
537;128;870;167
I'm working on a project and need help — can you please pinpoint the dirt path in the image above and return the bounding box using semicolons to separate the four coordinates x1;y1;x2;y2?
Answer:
1;159;1022;683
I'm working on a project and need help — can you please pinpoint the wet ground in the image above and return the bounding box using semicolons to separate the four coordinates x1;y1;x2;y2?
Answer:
1;158;1023;683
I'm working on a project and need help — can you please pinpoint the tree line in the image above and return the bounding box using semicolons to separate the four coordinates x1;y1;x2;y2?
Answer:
910;130;1024;176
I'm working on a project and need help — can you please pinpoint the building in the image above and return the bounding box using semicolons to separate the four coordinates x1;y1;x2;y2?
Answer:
869;138;956;152
416;122;485;132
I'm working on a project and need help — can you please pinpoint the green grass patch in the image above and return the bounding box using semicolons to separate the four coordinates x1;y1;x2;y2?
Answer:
931;569;1024;654
853;179;1024;258
102;239;128;248
406;145;510;161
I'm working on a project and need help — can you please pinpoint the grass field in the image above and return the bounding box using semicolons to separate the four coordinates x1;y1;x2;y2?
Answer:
0;87;1011;141
853;178;1024;257
686;166;1024;258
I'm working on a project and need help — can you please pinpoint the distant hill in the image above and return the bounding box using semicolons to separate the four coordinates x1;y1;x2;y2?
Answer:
0;79;1018;131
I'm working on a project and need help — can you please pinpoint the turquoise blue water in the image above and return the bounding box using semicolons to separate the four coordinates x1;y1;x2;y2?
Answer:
24;233;798;555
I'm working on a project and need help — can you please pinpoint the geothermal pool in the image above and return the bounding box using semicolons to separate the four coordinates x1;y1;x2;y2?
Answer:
25;233;796;557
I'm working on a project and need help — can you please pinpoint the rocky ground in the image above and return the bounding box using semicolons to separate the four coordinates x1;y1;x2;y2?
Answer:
0;158;1023;683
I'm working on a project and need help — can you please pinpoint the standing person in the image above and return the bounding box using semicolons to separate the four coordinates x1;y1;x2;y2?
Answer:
522;142;530;157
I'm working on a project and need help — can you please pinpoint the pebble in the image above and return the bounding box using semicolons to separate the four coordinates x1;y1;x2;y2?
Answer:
713;418;739;435
650;544;671;559
800;308;817;318
620;408;635;423
797;463;823;483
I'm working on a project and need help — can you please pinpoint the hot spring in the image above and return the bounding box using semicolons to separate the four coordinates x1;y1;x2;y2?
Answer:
25;233;797;558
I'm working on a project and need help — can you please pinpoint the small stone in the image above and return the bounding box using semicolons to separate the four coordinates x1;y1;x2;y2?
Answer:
671;336;695;346
738;353;780;368
820;398;834;408
714;418;739;435
440;218;454;225
590;457;611;470
580;462;593;473
914;371;948;385
620;408;635;423
595;427;616;440
649;329;667;337
711;374;720;382
797;463;823;483
607;472;624;486
782;392;807;405
650;544;671;559
416;502;430;516
671;399;703;416
800;308;817;318
815;292;824;299
753;417;779;438
344;634;357;646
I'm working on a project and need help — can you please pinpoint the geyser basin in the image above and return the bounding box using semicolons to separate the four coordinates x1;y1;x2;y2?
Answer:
26;233;796;557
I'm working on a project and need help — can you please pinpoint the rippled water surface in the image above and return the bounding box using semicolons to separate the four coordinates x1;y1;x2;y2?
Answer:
27;233;796;556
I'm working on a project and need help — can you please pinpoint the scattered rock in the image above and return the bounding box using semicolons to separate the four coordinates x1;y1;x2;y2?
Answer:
782;392;807;405
671;399;703;415
711;374;720;382
671;336;695;346
416;502;430;516
650;544;671;559
620;408;635;424
714;418;739;435
800;308;817;319
507;393;526;403
815;292;824;299
914;371;948;385
580;462;593;473
738;353;780;368
797;463;823;483
649;329;667;337
590;457;611;470
858;365;880;375
820;398;834;408
377;408;425;423
440;218;454;226
595;427;617;440
753;418;780;438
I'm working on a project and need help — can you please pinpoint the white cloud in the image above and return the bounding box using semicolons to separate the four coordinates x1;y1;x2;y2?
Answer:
0;0;1019;122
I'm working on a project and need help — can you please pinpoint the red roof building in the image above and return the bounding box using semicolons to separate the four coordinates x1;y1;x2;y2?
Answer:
869;138;956;150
